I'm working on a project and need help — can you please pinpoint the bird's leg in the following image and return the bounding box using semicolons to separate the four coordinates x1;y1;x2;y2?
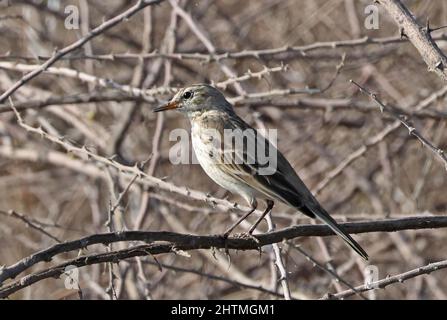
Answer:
223;200;257;238
248;200;274;234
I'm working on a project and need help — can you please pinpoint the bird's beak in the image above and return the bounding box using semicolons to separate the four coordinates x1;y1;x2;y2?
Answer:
153;101;179;113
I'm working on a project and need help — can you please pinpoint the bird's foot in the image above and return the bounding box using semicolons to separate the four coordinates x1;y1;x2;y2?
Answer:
234;232;262;257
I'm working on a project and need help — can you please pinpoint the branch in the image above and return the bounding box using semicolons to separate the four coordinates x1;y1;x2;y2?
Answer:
0;91;142;114
0;210;61;243
265;214;291;300
1;215;447;287
377;0;447;82
141;260;287;298
0;62;288;108
0;0;166;103
5;33;446;63
351;80;447;170
3;92;447;120
312;85;447;195
325;259;447;299
290;244;368;300
0;61;175;102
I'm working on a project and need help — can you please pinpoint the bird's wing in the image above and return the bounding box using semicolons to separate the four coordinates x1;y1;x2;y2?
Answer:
217;115;368;260
218;114;316;212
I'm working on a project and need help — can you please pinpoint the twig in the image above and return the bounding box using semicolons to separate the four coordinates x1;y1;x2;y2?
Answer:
376;0;447;82
265;214;291;300
350;80;447;170
6;33;447;63
213;64;287;90
0;210;61;243
0;91;144;114
319;53;346;92
0;61;175;102
325;259;447;299
0;0;166;103
3;92;447;120
140;260;286;298
110;174;139;217
168;0;245;95
0;62;290;107
289;244;367;300
312;85;447;195
134;5;177;230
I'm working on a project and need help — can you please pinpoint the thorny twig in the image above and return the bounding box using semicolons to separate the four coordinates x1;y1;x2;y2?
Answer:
324;259;447;300
0;0;166;103
350;80;447;170
312;85;447;195
0;210;61;243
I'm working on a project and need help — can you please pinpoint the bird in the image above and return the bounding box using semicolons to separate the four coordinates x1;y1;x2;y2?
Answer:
154;84;368;260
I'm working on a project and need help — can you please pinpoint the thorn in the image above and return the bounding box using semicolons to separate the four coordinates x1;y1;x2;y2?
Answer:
151;254;163;272
399;27;407;39
277;275;286;282
425;18;431;33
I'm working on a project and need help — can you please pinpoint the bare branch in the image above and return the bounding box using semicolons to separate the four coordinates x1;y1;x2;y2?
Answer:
0;210;61;243
312;85;447;195
325;259;447;300
1;215;447;287
351;80;447;170
5;33;446;63
377;0;447;82
0;0;166;103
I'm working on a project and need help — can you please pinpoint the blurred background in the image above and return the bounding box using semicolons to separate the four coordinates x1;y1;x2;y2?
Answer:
1;0;447;299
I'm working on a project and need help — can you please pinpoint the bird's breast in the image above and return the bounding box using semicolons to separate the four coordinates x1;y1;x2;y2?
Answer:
190;114;273;203
191;119;246;195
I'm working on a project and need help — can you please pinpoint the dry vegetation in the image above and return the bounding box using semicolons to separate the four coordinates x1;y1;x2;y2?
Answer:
1;0;447;299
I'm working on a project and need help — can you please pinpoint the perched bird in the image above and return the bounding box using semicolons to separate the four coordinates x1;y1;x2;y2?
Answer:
154;84;368;260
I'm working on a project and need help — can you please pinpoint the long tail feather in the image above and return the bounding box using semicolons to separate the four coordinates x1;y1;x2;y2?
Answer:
304;206;368;260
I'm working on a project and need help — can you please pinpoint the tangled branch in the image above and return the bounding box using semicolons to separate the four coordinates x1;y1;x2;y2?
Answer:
0;0;166;103
1;215;447;296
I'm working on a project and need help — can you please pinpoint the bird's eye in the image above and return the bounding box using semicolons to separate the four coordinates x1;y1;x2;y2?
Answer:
182;91;193;99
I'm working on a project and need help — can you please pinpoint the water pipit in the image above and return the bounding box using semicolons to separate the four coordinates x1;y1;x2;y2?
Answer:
154;84;368;260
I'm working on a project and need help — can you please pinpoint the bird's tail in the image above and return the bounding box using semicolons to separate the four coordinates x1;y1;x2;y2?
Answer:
303;205;368;260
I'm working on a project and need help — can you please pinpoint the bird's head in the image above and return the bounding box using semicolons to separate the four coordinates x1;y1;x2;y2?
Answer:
153;84;234;118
